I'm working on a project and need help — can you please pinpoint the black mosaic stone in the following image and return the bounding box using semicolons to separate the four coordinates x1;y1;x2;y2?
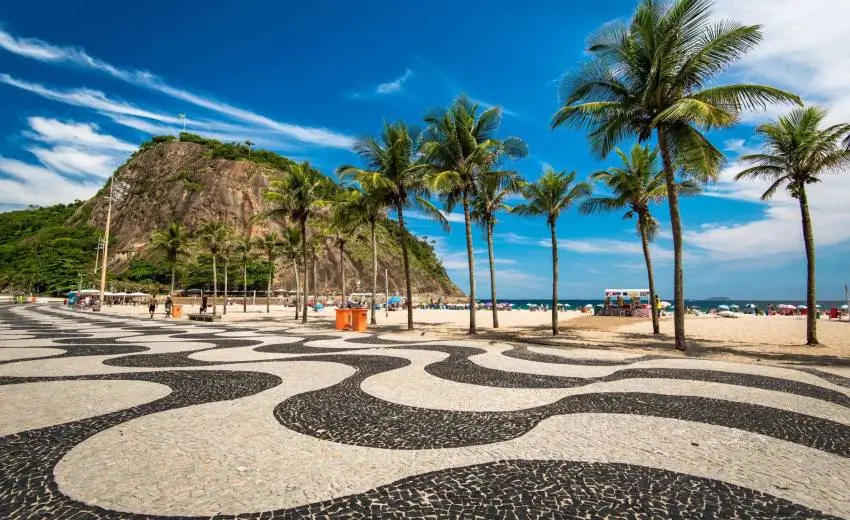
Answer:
503;344;661;366
273;352;850;454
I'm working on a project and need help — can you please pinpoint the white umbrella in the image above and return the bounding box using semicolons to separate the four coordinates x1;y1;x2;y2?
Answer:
718;304;730;310
797;305;807;310
842;305;849;310
583;304;594;308
745;303;756;308
660;301;672;308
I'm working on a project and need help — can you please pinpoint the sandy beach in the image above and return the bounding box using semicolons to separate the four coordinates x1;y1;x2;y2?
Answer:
85;301;850;366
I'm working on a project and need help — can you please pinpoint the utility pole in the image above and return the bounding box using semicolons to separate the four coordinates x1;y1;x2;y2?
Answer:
78;274;83;292
385;268;389;318
98;178;128;308
178;113;186;134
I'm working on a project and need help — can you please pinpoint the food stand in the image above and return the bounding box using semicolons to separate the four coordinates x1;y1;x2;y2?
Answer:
602;288;652;317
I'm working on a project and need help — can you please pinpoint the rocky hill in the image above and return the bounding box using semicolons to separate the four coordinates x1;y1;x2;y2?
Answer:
68;136;461;297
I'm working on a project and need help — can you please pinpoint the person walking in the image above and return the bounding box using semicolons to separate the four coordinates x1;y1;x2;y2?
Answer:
200;294;208;314
164;296;173;318
148;295;157;319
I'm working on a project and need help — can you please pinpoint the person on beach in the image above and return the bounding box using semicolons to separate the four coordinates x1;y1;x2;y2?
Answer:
164;296;173;318
148;296;157;319
200;295;208;314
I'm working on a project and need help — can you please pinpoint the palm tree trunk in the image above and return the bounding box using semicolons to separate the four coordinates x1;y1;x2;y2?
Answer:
266;261;272;314
487;221;499;329
311;250;318;313
170;266;175;295
639;213;660;335
243;262;247;313
223;260;228;315
798;185;818;345
211;255;218;316
550;221;559;335
340;241;346;305
370;219;378;325
397;205;414;330
462;190;477;334
657;127;686;350
301;218;308;324
293;260;300;320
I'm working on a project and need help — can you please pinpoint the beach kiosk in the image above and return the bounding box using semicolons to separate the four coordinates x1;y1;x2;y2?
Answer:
602;288;651;317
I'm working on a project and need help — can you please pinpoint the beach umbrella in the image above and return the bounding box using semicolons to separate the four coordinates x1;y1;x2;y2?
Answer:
745;303;756;308
797;305;807;310
718;304;730;310
729;304;740;309
660;301;671;308
842;305;848;310
388;296;401;305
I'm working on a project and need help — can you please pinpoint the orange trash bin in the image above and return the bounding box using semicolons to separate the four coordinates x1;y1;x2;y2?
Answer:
172;304;183;319
335;308;352;330
351;308;368;332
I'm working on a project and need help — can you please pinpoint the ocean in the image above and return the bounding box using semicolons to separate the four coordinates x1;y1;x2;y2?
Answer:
496;299;849;311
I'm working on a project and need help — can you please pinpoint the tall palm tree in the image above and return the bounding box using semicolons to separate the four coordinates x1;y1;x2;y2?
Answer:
338;121;447;330
149;222;192;295
219;236;235;315
735;106;850;345
329;187;363;305
280;227;303;319
233;236;255;312
581;144;700;334
197;220;232;315
331;178;390;325
264;161;328;324
423;96;528;333
256;231;283;314
514;169;591;335
470;170;524;329
552;0;800;349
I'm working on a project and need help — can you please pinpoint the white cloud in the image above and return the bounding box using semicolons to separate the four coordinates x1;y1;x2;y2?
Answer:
0;28;355;149
376;69;412;95
494;232;536;244
406;209;465;224
27;145;117;178
0;156;99;206
469;97;518;118
26;117;136;152
0;74;178;123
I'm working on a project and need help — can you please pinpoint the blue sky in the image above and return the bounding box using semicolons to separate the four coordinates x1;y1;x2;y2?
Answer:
2;0;850;300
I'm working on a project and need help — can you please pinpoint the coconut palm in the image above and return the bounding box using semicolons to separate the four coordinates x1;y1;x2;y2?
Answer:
256;231;283;314
280;227;303;319
513;169;591;335
219;236;235;315
552;0;800;349
470;170;524;329
422;96;528;333
149;222;192;295
735;106;850;345
197;220;233;315
329;186;364;305
264;161;329;324
338;121;447;330
331;178;390;325
233;236;256;312
581;144;700;334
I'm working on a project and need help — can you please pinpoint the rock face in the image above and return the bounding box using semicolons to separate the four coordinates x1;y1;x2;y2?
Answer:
74;140;462;297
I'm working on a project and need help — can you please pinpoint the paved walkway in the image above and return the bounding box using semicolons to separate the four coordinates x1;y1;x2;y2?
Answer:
0;304;848;519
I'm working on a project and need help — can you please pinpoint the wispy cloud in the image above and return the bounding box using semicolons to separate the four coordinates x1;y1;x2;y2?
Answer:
494;232;537;244
25;117;136;152
406;209;465;224
469;97;518;117
0;156;100;206
376;69;412;95
0;27;355;149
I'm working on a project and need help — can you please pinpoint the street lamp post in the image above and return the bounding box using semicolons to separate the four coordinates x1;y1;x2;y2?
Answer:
98;177;128;308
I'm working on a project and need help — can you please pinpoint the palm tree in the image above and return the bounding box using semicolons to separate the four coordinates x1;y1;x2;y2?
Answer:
514;169;591;335
470;170;524;329
219;236;235;315
552;0;800;349
581;144;700;334
735;106;850;345
149;222;192;295
233;236;255;312
329;187;363;305
256;231;283;314
338;122;447;330
280;227;303;319
264;161;328;324
197;220;232;315
332;178;390;325
423;96;528;333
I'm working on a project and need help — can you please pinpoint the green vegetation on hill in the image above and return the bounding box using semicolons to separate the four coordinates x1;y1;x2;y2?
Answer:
0;202;101;294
